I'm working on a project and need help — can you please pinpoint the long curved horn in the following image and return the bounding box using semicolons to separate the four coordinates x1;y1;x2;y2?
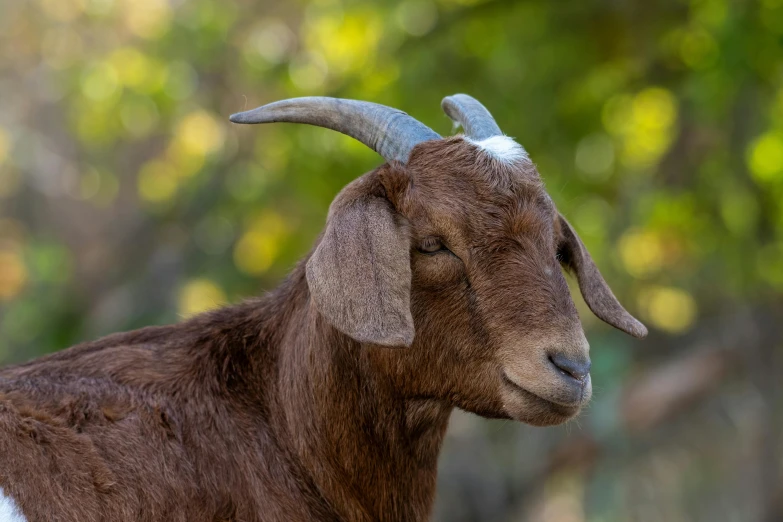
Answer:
441;94;502;140
230;97;440;163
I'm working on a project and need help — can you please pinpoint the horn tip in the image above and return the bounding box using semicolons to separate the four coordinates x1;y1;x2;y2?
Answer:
229;111;250;124
442;93;470;104
441;96;459;120
441;94;457;109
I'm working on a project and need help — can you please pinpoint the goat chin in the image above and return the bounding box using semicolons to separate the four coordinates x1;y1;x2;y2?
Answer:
500;377;585;426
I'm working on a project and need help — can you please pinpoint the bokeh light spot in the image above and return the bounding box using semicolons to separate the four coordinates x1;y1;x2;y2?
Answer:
176;110;225;158
234;211;287;275
178;278;226;318
638;286;697;334
110;48;159;91
0;249;28;301
304;11;382;76
81;62;121;101
575;133;615;181
632;88;677;131
243;20;294;67
618;229;665;278
603;88;678;169
747;132;783;183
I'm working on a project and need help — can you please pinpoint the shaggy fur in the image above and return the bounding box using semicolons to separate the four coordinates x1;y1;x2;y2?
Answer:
0;136;645;522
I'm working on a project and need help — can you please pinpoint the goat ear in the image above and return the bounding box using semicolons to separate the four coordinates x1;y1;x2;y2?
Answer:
557;214;648;338
306;195;414;347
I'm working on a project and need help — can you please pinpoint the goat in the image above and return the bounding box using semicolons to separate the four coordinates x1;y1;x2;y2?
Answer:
0;94;646;522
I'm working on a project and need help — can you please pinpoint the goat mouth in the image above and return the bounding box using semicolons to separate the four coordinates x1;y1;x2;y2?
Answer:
501;373;582;415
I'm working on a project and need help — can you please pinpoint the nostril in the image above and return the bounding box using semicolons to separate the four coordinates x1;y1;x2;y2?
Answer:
548;353;591;382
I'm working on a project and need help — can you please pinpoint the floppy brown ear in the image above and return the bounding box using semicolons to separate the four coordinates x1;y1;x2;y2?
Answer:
557;214;648;338
306;195;414;347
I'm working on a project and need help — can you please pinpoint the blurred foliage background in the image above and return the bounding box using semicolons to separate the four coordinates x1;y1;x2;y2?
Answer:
1;0;782;520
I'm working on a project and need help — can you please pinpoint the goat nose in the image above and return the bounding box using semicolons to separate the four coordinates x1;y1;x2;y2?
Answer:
549;353;591;382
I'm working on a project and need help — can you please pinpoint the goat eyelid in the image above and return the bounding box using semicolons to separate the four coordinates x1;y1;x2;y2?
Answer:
417;237;451;255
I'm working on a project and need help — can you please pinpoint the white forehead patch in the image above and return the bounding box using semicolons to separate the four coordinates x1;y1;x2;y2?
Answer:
464;135;529;164
0;488;26;522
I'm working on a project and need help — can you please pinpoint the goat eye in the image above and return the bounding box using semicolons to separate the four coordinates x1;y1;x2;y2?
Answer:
418;237;447;254
555;244;569;265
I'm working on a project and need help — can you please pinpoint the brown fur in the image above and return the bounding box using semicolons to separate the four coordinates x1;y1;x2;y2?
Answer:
0;137;644;521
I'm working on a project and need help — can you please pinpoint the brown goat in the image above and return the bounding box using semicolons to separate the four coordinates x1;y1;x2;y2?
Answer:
0;95;645;522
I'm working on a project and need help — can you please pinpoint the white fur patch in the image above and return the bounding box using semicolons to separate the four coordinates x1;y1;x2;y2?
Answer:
0;488;26;522
464;135;529;164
